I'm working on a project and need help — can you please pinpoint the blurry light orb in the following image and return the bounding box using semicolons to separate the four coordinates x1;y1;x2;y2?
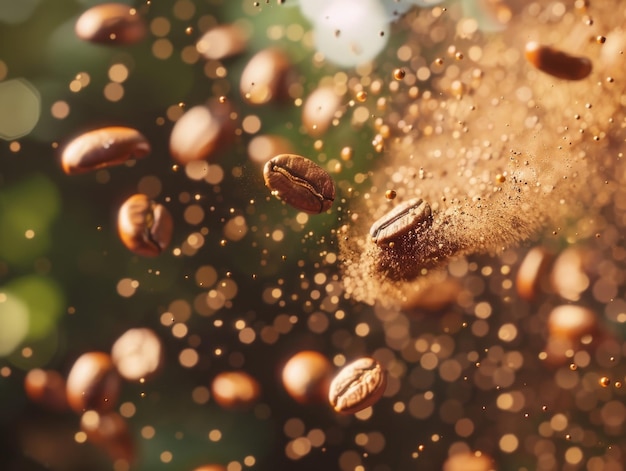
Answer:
0;0;41;23
0;78;41;140
313;0;390;67
0;293;29;356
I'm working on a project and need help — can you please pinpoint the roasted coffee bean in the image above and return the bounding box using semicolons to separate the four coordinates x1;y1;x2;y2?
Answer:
282;351;332;404
66;352;121;414
524;42;592;80
61;127;150;175
240;48;291;105
117;194;173;257
81;410;135;464
370;198;432;246
111;328;163;382
75;3;147;45
169;101;234;164
263;154;335;214
24;369;69;412
302;86;342;137
328;357;386;414
211;371;261;409
516;246;553;301
196;24;247;60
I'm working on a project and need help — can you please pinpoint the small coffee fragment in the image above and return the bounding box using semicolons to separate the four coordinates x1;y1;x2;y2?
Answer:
117;194;173;257
61;127;150;175
524;41;592;80
263;154;335;214
75;3;146;45
370;198;432;246
66;352;121;414
328;357;386;414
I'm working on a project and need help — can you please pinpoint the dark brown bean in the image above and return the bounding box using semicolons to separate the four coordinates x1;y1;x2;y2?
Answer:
117;194;173;257
328;357;386;414
263;154;335;214
61;127;150;175
370;198;432;246
524;41;592;80
75;3;147;45
66;352;121;414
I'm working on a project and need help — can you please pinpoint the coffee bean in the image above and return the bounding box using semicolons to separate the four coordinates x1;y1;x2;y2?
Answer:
328;357;386;414
24;369;69;412
516;246;553;301
193;466;227;471
240;48;291;105
302;86;342;137
61;127;150;175
66;352;121;414
524;42;592;80
211;371;261;409
281;351;332;404
80;410;135;464
263;154;335;214
75;3;147;45
169;101;234;164
370;198;432;246
117;194;173;257
111;328;163;382
196;24;247;60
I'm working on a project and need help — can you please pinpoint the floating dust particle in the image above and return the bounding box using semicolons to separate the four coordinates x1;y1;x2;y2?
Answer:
340;1;626;306
393;68;405;80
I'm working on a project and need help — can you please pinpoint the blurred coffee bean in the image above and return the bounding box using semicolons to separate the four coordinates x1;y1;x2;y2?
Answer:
169;101;234;164
75;3;147;45
247;134;294;166
80;410;135;464
443;452;495;471
550;247;599;301
117;194;173;257
192;466;227;471
281;351;332;404
524;41;592;80
370;198;432;247
263;154;336;214
111;328;163;382
196;24;247;60
548;304;597;340
211;371;261;409
66;352;121;414
24;369;69;412
240;48;291;105
302;86;342;137
401;275;461;312
61;126;150;175
516;246;553;301
328;357;387;414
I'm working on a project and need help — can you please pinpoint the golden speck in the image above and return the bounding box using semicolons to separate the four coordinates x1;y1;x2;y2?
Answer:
393;68;406;80
185;26;193;35
596;35;606;44
356;91;367;102
385;190;397;200
600;376;610;387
